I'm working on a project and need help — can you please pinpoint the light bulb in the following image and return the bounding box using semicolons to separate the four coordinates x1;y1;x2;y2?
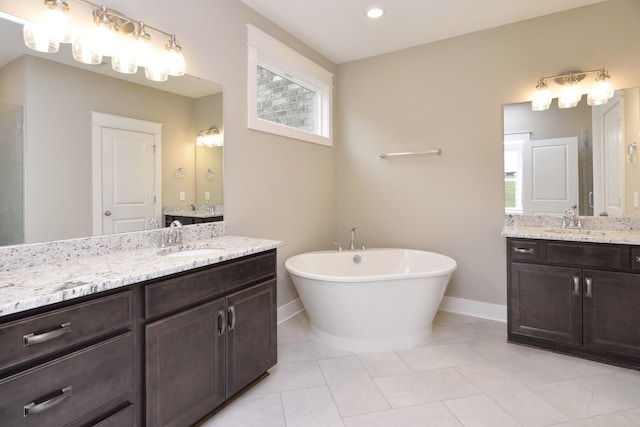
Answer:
558;84;582;109
531;79;551;111
164;35;185;76
23;21;59;53
111;34;138;74
133;23;152;67
43;1;75;43
587;78;614;106
145;54;169;82
72;35;102;64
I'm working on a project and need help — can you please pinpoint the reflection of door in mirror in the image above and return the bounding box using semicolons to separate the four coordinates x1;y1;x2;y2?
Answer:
504;100;592;216
0;104;23;246
504;88;640;218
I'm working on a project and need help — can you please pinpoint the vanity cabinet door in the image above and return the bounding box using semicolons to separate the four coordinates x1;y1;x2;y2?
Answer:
145;298;226;427
583;270;640;357
226;279;277;396
509;262;582;346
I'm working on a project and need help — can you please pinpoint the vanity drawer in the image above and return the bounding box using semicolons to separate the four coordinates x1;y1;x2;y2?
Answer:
509;240;539;262
145;250;276;319
545;242;623;269
0;291;132;371
0;332;133;426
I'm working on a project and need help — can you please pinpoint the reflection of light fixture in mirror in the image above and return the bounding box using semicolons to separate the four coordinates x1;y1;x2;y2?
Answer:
196;127;223;147
531;68;614;111
628;142;637;163
531;78;552;111
23;0;186;82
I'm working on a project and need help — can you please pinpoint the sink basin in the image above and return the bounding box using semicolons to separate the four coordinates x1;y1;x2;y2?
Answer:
163;248;224;258
543;228;607;236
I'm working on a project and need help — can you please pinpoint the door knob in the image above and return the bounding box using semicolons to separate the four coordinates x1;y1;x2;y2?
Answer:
104;210;112;216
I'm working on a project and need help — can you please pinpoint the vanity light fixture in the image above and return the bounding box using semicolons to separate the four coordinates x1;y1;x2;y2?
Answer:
23;0;186;82
531;68;613;111
196;127;224;147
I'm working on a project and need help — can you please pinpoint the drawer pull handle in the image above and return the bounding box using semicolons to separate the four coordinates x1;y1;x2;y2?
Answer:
228;306;236;332
513;247;534;254
217;310;225;336
24;386;72;417
23;322;71;346
585;277;593;298
571;275;580;296
636;256;640;263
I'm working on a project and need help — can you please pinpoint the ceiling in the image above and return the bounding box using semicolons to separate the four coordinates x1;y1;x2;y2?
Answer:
240;0;606;64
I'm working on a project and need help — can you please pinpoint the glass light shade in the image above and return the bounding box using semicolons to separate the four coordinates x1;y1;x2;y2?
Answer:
558;84;582;109
111;36;138;74
133;36;151;68
532;87;552;111
587;80;614;106
196;129;224;147
145;55;169;82
23;22;59;53
72;35;102;64
164;49;185;77
92;22;115;57
44;5;75;43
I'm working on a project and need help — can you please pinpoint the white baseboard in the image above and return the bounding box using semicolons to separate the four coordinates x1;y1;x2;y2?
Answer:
277;298;305;325
439;296;507;323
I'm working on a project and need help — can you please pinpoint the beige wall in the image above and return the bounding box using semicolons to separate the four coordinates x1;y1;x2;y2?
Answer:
4;0;640;309
336;0;640;305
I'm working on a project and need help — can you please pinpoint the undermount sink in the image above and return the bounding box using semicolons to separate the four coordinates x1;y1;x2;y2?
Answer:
543;228;608;236
162;247;224;258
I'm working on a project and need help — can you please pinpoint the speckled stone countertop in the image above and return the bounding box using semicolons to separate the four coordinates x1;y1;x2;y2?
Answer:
164;204;223;218
0;223;281;317
502;214;640;245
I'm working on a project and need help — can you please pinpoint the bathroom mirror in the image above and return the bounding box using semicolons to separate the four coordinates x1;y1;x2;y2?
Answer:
503;87;640;218
0;13;223;246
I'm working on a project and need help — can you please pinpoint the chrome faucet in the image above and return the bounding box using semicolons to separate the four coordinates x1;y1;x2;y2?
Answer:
148;218;160;229
164;220;183;246
562;207;581;228
349;227;358;251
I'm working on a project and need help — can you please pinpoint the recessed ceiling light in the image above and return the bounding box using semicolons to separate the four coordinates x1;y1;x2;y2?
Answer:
366;7;384;19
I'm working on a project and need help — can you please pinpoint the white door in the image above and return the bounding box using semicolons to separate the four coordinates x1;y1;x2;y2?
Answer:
592;93;624;217
522;137;579;215
92;113;162;236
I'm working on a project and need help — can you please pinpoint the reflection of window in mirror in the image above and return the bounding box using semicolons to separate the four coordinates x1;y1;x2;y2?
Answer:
504;133;529;214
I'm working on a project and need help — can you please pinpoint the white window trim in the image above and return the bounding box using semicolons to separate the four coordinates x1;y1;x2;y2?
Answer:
247;24;333;147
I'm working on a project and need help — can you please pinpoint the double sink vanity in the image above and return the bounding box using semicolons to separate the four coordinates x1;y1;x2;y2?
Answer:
503;214;640;370
0;223;281;426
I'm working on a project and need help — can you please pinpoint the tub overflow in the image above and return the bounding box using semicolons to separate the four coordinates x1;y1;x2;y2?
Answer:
353;254;361;264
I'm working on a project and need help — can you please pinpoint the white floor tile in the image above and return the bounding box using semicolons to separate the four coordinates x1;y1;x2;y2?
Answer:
281;386;344;427
199;393;285;427
397;342;487;372
550;411;640;427
356;351;412;378
375;367;480;408
443;394;521;427
457;362;569;426
343;402;463;427
278;339;353;364
248;361;326;395
318;356;390;417
278;315;309;344
531;373;640;419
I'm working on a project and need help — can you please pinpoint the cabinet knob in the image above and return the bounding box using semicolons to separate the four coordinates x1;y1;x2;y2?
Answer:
104;210;112;216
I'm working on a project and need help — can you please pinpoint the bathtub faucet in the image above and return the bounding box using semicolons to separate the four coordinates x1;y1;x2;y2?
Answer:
349;227;359;251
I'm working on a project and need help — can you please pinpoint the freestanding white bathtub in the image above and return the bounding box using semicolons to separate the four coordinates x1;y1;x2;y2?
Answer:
285;248;457;352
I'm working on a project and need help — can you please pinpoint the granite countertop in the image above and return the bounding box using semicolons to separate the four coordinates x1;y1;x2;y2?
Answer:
502;225;640;245
502;214;640;245
0;235;281;318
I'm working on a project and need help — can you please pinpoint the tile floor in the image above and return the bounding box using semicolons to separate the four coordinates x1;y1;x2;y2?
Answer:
201;311;640;427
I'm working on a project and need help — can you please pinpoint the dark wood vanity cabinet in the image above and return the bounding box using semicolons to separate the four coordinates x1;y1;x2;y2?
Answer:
0;248;277;427
0;290;135;426
144;250;277;427
507;238;640;368
164;214;223;227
